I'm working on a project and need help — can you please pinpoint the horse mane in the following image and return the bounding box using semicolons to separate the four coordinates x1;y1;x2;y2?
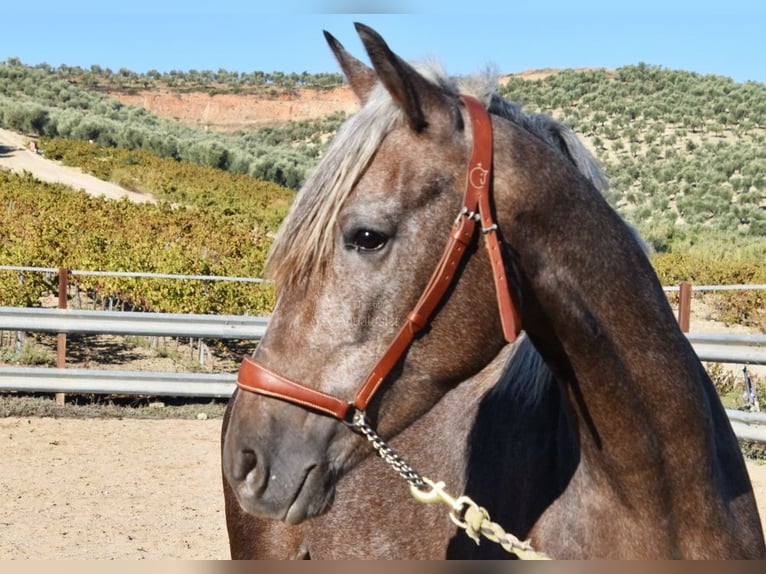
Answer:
265;62;610;292
490;334;555;408
486;96;610;195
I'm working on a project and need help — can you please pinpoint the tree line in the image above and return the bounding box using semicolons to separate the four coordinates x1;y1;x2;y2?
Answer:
5;57;345;93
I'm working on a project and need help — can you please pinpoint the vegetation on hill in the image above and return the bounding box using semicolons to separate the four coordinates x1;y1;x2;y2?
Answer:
0;59;764;327
498;64;766;246
2;59;764;244
21;59;346;94
495;65;766;329
0;157;290;314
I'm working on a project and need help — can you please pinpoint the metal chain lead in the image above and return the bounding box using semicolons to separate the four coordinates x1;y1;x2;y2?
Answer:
347;408;551;560
348;410;426;490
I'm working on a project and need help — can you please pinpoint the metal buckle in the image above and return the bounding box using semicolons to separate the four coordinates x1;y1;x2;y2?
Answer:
342;405;364;429
453;206;481;227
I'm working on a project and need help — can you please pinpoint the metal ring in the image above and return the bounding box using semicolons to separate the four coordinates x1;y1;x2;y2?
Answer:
448;495;479;529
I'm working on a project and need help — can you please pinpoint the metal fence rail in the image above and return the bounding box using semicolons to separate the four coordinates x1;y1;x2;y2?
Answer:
0;366;235;398
0;307;265;399
0;367;766;443
0;265;270;284
1;368;765;442
1;305;765;442
688;333;766;365
0;306;268;339
687;333;766;346
2;306;765;365
2;364;764;440
726;410;766;444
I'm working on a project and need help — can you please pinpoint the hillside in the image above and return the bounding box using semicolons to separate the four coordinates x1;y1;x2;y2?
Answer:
102;66;766;248
103;70;563;132
1;63;764;246
2;60;764;247
0;127;155;203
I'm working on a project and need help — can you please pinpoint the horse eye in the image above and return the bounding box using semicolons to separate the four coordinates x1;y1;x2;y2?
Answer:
348;229;388;252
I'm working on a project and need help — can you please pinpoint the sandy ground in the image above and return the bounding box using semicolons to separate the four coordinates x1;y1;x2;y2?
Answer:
0;128;155;203
0;415;763;560
0;416;229;559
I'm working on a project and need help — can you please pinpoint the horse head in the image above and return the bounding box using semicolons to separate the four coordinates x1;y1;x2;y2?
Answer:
222;23;509;523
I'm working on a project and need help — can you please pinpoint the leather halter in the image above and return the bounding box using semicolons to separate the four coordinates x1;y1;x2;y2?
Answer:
237;95;521;422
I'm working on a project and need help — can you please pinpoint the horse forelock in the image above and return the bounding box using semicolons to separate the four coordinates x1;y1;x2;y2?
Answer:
265;87;398;290
265;60;457;291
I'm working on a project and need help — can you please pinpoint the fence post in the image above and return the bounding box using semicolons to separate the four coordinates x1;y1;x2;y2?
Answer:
16;271;24;351
55;267;68;406
678;281;692;333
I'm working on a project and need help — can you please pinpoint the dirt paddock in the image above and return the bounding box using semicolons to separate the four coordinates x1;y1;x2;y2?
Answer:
0;416;228;559
1;415;765;559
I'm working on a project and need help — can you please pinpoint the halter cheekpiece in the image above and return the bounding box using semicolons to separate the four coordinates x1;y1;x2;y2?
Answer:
237;95;521;422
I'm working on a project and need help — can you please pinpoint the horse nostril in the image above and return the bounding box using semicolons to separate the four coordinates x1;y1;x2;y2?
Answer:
233;449;258;482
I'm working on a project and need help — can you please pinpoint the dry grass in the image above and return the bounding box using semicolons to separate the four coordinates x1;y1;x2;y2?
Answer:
0;392;227;420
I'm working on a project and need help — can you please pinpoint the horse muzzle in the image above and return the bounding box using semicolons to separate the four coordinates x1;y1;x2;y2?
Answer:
222;394;343;524
227;454;335;524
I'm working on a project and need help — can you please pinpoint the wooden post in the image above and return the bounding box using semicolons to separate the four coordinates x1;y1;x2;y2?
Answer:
55;267;68;406
678;281;692;333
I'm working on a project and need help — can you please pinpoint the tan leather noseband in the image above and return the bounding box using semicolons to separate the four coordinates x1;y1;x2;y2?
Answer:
237;95;521;422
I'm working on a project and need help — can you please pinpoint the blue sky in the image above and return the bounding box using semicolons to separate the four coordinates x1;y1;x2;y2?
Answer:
3;1;765;84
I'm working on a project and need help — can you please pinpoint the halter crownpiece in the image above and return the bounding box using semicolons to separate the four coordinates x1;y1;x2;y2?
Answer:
237;95;522;421
460;95;521;342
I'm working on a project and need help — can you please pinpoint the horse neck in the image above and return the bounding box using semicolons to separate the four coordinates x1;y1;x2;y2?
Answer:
494;124;724;467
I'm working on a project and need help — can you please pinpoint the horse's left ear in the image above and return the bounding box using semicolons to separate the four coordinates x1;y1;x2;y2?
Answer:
324;30;377;104
354;22;446;133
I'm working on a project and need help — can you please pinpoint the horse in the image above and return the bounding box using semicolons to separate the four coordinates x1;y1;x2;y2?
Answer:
221;23;765;559
220;67;615;559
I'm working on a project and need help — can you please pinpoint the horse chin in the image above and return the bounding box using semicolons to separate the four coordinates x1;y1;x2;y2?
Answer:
283;465;336;525
234;463;336;525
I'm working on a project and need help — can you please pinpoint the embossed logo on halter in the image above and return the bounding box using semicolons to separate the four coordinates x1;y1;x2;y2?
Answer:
469;162;489;190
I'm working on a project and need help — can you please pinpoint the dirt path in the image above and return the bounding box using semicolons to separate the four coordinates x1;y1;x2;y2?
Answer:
0;128;155;204
0;415;764;559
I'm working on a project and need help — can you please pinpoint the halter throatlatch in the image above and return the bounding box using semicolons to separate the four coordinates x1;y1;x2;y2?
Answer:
237;95;521;421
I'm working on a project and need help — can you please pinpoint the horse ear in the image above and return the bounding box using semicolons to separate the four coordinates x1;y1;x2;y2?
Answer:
324;30;377;104
353;22;432;132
